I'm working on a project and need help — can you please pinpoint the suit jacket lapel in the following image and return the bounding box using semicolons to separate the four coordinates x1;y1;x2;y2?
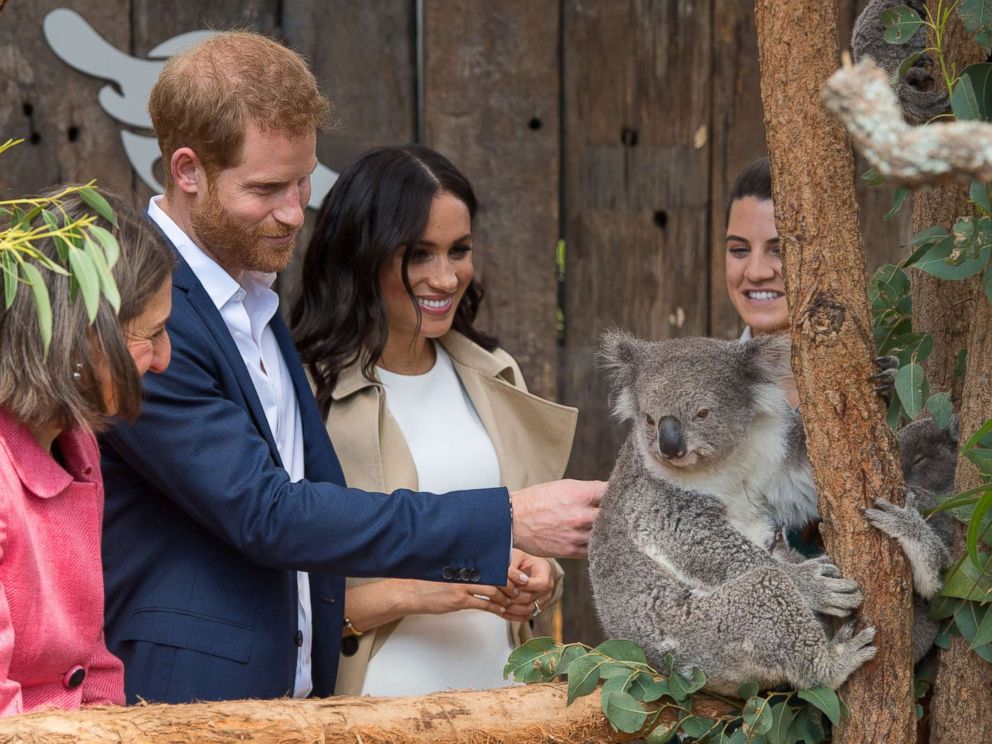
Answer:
169;250;284;467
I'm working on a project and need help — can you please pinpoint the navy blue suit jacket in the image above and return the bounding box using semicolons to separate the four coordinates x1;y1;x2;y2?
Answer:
100;246;511;703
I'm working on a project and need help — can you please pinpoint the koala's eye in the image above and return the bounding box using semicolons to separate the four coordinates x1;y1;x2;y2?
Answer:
645;414;656;427
695;409;710;421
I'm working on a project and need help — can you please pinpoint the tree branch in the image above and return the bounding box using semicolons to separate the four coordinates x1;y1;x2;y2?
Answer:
822;57;992;187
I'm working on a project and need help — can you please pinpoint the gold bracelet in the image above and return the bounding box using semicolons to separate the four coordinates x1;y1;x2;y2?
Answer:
343;616;364;638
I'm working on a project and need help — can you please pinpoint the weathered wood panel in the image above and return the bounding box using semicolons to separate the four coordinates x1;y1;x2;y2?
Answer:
280;0;417;307
421;0;561;400
560;0;713;646
0;0;132;199
708;0;766;341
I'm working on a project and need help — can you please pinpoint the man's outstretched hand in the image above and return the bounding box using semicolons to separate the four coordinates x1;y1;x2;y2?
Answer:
510;479;606;558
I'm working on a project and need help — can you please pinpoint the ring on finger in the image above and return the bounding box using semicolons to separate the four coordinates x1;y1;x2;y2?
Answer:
531;599;542;618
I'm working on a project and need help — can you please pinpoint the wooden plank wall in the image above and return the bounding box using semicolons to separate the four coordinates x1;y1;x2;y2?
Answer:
0;0;912;651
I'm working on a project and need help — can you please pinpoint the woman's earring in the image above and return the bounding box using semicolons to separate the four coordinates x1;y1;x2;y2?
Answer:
72;362;83;382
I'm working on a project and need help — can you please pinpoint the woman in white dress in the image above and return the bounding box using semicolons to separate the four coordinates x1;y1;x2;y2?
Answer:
291;144;575;696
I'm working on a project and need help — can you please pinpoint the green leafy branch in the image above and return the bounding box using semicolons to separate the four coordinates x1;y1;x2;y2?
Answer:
504;637;847;743
0;138;121;352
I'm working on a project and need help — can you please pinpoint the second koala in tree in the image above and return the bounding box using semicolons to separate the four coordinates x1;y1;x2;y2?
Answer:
589;332;952;694
851;0;949;124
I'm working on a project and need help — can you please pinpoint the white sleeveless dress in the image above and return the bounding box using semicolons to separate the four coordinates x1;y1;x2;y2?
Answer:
360;346;515;696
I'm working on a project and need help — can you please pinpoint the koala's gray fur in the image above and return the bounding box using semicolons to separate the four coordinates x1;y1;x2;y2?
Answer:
589;331;957;694
852;0;950;124
589;333;874;694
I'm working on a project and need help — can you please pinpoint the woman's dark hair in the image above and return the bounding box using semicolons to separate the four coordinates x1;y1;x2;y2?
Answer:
0;188;175;431
290;143;497;417
727;156;772;218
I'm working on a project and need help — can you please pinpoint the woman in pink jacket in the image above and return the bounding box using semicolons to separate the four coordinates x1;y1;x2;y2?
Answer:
0;190;174;715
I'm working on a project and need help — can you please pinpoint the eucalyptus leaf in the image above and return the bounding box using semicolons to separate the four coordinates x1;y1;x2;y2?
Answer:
87;223;120;269
967;489;992;566
566;655;603;704
595;639;648;665
67;247;100;322
78;186;117;226
1;253;17;310
956;349;968;378
668;670;691;702
641;678;671;702
554;644;587;675
503;636;559;681
897;50;924;80
884;186;911;220
738;681;760;700
959;0;992;51
603;689;648;734
967;602;992;649
881;5;924;44
953;600;989;645
19;262;52;353
790;706;825;744
952;73;982;122
645;721;680;743
796;687;843;727
743;696;774;736
681;715;718;739
941;553;992;601
915;236;991;280
973;181;992;214
926;391;953;429
910;225;951;247
84;236;120;313
861;167;883;187
767;702;796;744
895;363;926;418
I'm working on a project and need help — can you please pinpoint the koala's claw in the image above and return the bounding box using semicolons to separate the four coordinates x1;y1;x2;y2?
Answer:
826;626;877;689
870;356;899;403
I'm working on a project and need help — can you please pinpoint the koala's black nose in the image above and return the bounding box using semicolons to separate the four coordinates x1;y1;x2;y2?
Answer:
657;416;686;459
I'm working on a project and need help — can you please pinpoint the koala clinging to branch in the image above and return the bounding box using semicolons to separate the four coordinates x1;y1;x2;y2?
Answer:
588;332;954;694
851;0;950;124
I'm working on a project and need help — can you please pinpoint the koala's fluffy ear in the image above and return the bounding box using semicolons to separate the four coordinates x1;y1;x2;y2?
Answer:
597;329;646;421
741;334;793;412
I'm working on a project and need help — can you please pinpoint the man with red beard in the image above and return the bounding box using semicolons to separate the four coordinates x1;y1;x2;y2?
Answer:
98;31;603;704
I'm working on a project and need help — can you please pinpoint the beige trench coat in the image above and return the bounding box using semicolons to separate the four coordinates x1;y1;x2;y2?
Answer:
326;331;577;696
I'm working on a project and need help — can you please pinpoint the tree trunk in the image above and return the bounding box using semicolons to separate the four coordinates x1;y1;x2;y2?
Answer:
930;289;992;742
911;7;984;409
754;2;916;743
0;683;736;743
905;7;992;742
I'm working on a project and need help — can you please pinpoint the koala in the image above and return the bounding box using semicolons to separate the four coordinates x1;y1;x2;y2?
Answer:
589;332;874;694
589;331;956;695
852;0;950;124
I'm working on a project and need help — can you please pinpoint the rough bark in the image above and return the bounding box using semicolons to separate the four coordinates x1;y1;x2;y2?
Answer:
919;8;992;740
0;683;735;743
929;289;992;742
755;2;917;743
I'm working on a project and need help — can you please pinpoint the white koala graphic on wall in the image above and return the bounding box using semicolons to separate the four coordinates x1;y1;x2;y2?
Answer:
42;8;338;208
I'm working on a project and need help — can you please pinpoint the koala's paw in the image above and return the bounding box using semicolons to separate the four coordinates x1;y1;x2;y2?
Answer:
826;625;877;688
870;356;899;402
791;556;864;617
865;496;949;599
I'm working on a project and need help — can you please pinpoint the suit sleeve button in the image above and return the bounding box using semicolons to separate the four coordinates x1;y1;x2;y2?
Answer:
471;569;481;582
442;567;454;580
63;665;85;690
458;567;473;581
341;635;359;656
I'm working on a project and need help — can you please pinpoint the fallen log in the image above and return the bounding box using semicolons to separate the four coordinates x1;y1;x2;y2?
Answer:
0;682;736;743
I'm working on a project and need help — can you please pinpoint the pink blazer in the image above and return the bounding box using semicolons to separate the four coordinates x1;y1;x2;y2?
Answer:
0;409;124;715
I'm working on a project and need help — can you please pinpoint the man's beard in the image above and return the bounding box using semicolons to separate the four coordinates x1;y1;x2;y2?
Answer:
190;187;298;276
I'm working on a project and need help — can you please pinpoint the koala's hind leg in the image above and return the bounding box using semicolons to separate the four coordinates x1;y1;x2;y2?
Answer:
674;565;876;694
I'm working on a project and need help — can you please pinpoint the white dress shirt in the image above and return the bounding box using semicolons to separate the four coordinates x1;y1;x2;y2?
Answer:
148;196;314;698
